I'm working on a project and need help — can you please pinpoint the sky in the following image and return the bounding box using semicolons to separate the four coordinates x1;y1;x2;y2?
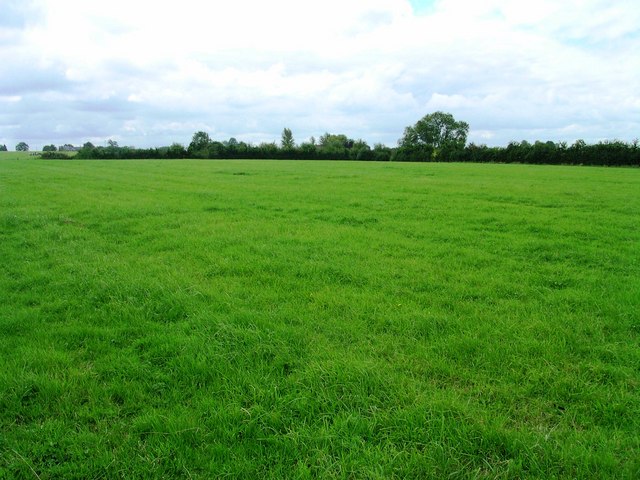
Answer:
1;0;639;150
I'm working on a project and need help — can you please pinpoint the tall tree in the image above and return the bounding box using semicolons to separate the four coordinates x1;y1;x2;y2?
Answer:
400;111;469;151
281;128;295;149
15;142;29;152
188;131;211;157
0;144;8;151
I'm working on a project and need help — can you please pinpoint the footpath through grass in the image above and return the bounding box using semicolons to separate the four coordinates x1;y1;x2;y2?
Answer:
1;159;639;478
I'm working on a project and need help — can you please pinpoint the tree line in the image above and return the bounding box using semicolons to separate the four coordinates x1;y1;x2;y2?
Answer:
18;112;640;166
73;132;395;161
443;139;639;167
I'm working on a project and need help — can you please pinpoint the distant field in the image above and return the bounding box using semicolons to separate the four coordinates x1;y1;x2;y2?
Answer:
1;159;638;478
0;151;41;160
0;151;77;160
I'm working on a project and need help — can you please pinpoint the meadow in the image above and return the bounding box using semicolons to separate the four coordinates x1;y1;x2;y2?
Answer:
0;157;638;478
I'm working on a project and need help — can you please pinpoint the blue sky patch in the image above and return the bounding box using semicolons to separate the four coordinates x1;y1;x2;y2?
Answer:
409;0;437;15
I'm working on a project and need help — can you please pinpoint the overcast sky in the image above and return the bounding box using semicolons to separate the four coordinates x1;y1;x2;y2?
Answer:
1;0;638;150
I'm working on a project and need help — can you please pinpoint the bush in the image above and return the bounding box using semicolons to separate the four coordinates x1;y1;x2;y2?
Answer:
40;152;71;159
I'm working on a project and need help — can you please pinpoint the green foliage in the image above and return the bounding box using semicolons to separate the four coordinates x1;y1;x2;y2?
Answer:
15;141;29;151
318;133;353;158
460;140;640;166
258;141;279;158
42;145;57;152
372;143;392;161
211;141;229;158
1;159;639;478
188;131;211;157
299;141;317;158
281;128;295;150
319;133;350;148
166;143;187;158
0;144;7;152
400;111;469;151
68;126;640;166
40;151;71;159
350;139;373;160
392;144;434;162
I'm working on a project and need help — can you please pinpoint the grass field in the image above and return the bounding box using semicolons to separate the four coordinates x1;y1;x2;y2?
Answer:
0;152;42;160
1;158;639;479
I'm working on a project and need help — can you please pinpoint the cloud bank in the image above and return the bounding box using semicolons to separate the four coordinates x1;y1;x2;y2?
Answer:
1;0;638;149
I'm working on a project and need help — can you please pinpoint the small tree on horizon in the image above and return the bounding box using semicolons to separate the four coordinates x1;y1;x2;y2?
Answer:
16;142;29;152
281;128;295;150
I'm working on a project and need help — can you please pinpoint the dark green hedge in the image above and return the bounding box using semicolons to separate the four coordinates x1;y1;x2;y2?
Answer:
72;139;639;166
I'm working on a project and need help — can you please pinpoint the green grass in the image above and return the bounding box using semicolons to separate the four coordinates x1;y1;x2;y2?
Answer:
1;159;638;479
0;152;40;160
0;152;76;161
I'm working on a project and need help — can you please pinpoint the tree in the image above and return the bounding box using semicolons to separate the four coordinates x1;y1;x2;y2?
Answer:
299;141;317;158
167;143;187;158
399;111;469;152
83;142;95;149
16;142;29;151
43;144;57;152
319;133;353;158
0;144;7;151
107;139;119;148
258;142;279;158
392;144;433;162
208;141;225;158
373;143;392;161
281;128;295;150
350;139;373;160
188;131;211;157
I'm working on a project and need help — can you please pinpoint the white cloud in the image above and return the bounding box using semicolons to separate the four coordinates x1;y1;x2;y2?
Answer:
1;0;638;149
0;95;22;103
